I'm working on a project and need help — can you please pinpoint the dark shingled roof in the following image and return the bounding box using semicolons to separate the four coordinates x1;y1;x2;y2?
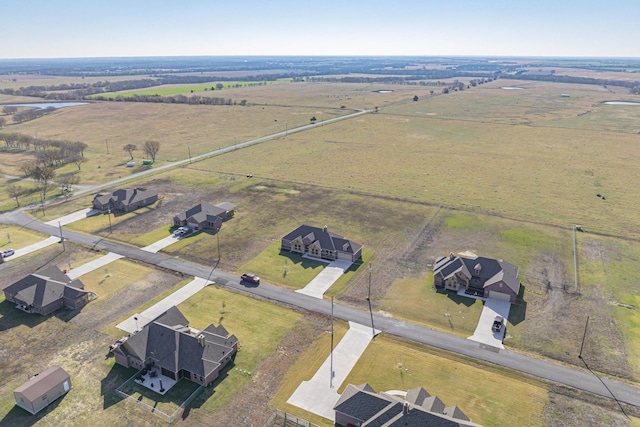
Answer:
433;254;520;295
175;202;234;227
385;409;467;427
121;306;237;379
282;225;362;255
5;266;87;308
334;390;393;423
94;188;157;207
14;366;70;401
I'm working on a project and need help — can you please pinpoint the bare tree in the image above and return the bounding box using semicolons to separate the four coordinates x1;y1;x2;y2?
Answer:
7;184;26;207
0;117;6;129
73;141;88;158
123;143;137;160
72;153;85;170
23;162;56;200
2;106;17;115
143;140;160;162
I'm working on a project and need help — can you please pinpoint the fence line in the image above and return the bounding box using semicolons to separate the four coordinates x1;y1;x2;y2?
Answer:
264;409;321;427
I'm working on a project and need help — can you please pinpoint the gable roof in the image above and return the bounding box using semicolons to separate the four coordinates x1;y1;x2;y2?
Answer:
5;266;87;308
283;225;362;255
94;188;157;207
175;202;234;225
120;306;238;379
14;366;70;401
334;386;394;422
433;254;520;294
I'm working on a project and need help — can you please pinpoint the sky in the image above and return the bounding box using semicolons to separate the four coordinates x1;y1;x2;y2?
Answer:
1;0;639;59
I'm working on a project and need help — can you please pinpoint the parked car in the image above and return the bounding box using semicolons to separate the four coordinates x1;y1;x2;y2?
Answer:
2;249;15;258
241;273;260;284
174;227;191;236
492;316;504;332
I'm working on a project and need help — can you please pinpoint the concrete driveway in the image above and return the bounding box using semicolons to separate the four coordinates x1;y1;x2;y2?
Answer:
468;298;511;349
296;259;353;299
67;252;124;280
141;234;180;253
287;321;378;420
8;236;61;261
44;208;93;226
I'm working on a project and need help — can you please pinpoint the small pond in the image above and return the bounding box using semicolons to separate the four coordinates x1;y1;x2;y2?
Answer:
500;87;524;90
603;101;640;106
373;90;394;93
3;102;89;109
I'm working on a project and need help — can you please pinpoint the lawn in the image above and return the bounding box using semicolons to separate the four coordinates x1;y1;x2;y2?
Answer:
175;285;304;414
89;80;285;98
0;223;49;251
78;258;155;299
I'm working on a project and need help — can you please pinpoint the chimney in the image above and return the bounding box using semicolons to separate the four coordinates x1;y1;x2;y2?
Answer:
198;334;206;347
449;252;455;260
323;225;328;233
403;401;410;415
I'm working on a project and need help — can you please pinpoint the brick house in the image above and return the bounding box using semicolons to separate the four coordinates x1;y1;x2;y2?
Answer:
92;188;158;212
172;202;235;231
3;266;94;316
433;253;520;302
111;306;238;387
281;225;362;262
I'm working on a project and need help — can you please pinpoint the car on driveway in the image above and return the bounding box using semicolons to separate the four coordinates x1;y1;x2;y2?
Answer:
174;227;191;236
492;315;504;333
2;249;15;258
241;273;260;284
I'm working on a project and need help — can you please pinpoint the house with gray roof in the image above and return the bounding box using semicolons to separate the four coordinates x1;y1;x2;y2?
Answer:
13;366;71;415
173;202;235;231
433;253;520;303
334;383;482;427
92;187;158;212
3;266;94;316
111;306;238;387
281;225;363;262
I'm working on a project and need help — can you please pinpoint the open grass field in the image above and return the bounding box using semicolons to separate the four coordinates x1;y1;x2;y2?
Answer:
89;80;286;98
0;223;48;252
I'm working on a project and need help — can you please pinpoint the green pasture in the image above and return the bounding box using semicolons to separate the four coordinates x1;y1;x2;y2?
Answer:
176;286;303;414
341;335;548;427
78;259;153;299
89;80;284;98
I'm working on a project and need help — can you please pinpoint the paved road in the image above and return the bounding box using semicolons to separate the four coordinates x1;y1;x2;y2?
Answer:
3;210;640;408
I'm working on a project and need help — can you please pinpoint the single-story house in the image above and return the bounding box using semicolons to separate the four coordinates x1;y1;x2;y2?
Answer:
92;188;158;212
334;383;481;427
281;225;363;262
13;366;71;415
111;306;238;387
172;202;235;231
3;266;93;316
433;253;520;303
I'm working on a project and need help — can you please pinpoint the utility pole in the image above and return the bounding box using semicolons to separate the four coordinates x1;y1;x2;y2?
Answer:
107;209;112;234
188;145;192;163
58;221;65;251
330;295;334;388
105;139;109;154
579;316;590;359
285;122;288;136
216;228;221;262
367;262;375;337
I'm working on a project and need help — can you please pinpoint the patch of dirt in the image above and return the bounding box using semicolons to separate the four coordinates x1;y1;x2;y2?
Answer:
544;385;637;427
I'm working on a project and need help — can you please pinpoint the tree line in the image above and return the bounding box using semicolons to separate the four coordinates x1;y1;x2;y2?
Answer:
91;93;246;106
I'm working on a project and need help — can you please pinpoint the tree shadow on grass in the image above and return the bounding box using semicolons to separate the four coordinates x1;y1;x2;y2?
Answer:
508;283;527;327
0;392;68;427
435;287;476;308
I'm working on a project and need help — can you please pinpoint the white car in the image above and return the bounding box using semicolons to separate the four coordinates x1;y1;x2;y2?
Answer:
2;249;15;258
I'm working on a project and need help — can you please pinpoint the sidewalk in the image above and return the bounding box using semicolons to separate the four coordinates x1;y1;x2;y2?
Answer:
287;322;378;420
116;277;214;333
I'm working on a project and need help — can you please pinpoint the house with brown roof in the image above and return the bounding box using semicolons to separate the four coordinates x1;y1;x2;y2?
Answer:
111;306;238;387
92;188;158;212
334;383;482;427
433;253;520;303
172;202;235;231
281;225;363;262
3;266;94;316
13;366;71;415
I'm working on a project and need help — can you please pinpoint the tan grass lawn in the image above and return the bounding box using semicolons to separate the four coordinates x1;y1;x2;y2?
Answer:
0;223;48;251
341;336;548;427
78;258;153;298
176;286;303;414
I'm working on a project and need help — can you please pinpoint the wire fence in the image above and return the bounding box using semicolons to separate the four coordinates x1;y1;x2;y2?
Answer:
264;409;322;427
